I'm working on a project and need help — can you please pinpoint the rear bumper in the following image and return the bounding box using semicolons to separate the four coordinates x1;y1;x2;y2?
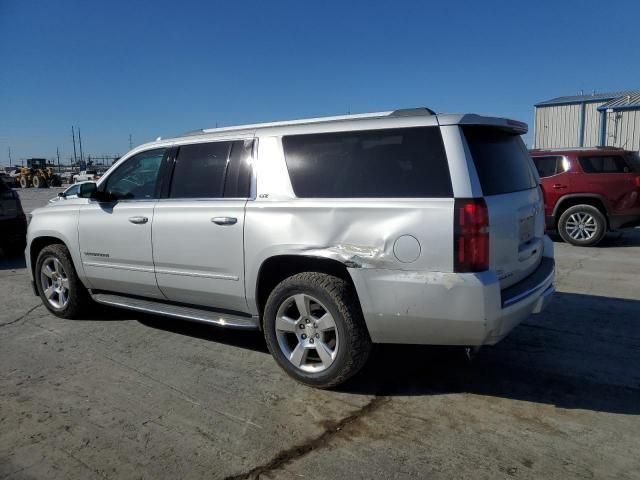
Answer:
349;237;555;346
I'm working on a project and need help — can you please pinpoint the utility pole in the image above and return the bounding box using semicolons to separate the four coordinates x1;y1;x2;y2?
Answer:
129;134;133;150
71;126;77;163
7;147;12;167
56;147;61;172
78;128;84;162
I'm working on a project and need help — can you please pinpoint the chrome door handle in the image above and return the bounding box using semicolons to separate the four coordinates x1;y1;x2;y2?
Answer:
128;216;148;224
211;216;237;225
552;184;567;189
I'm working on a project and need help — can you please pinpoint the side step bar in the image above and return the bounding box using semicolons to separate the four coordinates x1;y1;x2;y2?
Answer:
91;292;259;330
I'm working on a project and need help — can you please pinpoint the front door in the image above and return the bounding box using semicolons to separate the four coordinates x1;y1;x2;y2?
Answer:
152;139;253;312
78;148;168;298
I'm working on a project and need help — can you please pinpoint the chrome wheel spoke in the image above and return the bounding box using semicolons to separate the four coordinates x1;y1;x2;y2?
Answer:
315;341;334;368
316;313;336;332
61;278;70;289
58;289;67;306
289;342;307;367
293;294;311;318
43;265;54;278
276;315;297;333
44;286;55;299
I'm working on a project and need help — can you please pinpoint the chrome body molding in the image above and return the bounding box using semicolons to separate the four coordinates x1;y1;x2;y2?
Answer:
91;292;259;330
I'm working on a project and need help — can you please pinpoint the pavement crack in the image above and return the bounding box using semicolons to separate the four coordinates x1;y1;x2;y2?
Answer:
0;303;41;328
224;395;390;480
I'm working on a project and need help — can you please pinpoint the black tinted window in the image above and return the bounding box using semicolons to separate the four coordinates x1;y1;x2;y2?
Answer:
104;148;165;200
170;142;232;198
579;155;630;174
282;127;452;198
533;155;567;178
463;126;537;196
223;140;253;198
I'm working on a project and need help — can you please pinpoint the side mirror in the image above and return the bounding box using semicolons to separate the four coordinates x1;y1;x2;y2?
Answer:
78;182;98;199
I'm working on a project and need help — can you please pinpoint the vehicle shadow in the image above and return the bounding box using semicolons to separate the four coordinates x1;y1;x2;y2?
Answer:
346;291;640;415
130;291;640;415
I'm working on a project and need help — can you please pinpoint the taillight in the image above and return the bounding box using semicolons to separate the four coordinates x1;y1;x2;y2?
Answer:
454;198;489;272
634;176;640;187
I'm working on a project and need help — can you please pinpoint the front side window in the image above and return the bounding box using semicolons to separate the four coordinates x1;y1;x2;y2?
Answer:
169;141;232;198
282;127;452;198
103;148;165;200
533;155;569;178
579;155;630;174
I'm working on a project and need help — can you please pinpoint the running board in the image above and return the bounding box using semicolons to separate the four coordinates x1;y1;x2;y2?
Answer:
91;292;259;330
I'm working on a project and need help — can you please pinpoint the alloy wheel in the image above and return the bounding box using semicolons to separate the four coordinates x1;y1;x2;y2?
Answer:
275;293;339;373
565;212;597;241
40;257;70;309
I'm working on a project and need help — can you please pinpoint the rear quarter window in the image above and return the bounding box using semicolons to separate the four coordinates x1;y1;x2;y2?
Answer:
282;127;452;198
579;155;631;174
463;126;537;196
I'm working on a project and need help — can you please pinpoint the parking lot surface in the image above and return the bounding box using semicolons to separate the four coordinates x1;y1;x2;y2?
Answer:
1;188;639;479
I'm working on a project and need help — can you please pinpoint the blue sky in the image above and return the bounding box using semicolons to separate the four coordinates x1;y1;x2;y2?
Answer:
1;0;638;164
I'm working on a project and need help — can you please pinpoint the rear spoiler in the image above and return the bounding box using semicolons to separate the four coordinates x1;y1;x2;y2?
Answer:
436;114;528;134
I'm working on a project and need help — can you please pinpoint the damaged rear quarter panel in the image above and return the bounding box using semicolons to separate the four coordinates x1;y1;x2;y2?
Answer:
244;198;455;317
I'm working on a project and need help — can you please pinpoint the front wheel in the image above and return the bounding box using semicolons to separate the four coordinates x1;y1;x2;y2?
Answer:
558;205;607;247
35;244;91;318
263;272;371;388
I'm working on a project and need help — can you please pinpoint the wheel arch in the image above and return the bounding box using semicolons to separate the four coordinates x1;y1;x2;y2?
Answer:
254;254;359;322
552;194;610;229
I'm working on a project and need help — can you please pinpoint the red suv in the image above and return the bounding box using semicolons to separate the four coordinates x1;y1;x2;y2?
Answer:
530;147;640;246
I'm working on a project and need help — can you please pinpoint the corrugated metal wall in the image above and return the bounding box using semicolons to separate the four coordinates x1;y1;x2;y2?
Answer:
604;110;640;151
534;102;640;151
533;104;581;148
583;101;606;147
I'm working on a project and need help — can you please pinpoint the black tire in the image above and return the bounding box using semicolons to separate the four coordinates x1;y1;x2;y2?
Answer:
558;204;607;247
263;272;372;388
35;244;91;318
19;176;29;188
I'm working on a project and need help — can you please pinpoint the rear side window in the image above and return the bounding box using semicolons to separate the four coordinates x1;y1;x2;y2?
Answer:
532;155;568;178
170;141;232;198
223;140;254;198
282;127;452;198
579;155;630;174
463;126;537;196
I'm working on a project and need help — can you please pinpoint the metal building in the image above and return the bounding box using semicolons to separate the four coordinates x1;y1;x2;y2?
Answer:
533;90;640;151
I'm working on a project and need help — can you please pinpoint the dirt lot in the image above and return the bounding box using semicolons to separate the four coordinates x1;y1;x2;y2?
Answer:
1;188;639;479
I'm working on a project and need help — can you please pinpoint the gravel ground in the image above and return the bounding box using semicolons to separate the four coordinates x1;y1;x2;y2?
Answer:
1;188;639;479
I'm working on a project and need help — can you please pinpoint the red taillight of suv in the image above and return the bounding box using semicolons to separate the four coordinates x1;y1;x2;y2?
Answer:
634;176;640;187
454;198;489;272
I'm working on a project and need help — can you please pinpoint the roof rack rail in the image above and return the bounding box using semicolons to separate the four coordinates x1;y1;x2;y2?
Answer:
530;146;625;152
389;107;436;117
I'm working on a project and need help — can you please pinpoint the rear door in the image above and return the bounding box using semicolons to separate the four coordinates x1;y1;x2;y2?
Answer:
151;139;253;312
463;126;543;288
531;155;572;218
577;154;639;213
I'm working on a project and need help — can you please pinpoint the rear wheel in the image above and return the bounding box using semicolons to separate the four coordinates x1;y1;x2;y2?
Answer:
263;272;371;388
19;176;29;188
35;244;91;318
558;204;607;247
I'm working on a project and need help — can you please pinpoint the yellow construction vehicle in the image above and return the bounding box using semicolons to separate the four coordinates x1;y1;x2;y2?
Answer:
17;158;62;188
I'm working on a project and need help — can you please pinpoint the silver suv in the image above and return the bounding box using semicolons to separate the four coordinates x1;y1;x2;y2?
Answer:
27;108;555;388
